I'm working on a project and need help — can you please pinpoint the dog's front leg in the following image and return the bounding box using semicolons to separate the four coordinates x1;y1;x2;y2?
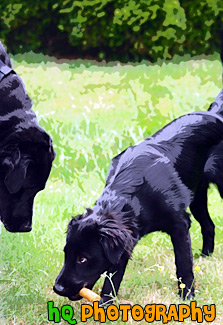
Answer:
100;255;129;305
190;180;215;256
170;220;194;299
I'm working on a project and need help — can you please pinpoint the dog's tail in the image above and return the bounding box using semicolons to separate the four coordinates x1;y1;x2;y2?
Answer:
207;26;223;116
208;90;223;117
203;28;223;192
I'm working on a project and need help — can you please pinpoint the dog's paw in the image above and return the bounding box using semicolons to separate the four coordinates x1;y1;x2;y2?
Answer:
201;249;213;257
99;296;115;307
178;287;194;300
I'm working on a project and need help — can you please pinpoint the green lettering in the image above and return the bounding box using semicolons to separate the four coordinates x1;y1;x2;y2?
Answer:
62;305;77;325
47;301;60;323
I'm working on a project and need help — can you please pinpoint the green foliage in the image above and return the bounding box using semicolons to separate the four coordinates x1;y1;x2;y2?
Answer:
0;0;222;61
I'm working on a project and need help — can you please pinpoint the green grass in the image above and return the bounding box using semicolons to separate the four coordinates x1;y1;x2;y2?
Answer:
1;53;223;324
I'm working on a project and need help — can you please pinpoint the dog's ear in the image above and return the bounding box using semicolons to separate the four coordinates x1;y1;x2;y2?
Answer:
98;216;135;265
0;42;12;68
3;147;31;194
99;233;125;265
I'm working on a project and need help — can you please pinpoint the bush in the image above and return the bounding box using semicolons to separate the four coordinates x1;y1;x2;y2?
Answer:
0;0;222;62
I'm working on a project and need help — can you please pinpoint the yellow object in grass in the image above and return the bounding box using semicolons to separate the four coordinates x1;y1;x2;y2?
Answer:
79;288;101;302
179;283;186;289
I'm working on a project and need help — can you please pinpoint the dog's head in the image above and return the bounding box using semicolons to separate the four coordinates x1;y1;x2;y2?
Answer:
54;210;134;300
0;133;55;232
0;42;55;232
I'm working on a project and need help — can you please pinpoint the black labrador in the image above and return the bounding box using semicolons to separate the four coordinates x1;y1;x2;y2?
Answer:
54;90;223;303
0;42;55;232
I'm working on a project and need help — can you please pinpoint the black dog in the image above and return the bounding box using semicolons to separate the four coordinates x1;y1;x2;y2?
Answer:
54;91;223;303
0;42;55;232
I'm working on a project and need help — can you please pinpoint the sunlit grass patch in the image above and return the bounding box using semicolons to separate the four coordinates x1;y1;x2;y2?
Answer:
1;53;223;324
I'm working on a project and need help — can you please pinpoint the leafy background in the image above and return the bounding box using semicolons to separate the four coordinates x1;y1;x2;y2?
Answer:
0;0;222;62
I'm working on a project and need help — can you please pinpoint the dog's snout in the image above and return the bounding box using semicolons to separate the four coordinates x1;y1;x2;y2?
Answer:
2;221;32;233
54;270;84;300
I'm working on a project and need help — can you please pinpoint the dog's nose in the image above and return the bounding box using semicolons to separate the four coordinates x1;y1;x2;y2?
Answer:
20;224;32;232
53;283;67;295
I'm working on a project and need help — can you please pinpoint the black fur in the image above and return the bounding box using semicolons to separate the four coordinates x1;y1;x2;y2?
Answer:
54;98;223;302
0;42;55;232
54;36;223;303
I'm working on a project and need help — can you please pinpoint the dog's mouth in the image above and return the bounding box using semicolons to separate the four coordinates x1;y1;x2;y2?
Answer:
54;282;94;301
0;213;32;232
68;283;94;301
1;219;32;233
68;294;82;301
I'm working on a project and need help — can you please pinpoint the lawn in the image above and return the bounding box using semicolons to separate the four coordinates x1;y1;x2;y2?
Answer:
1;52;223;324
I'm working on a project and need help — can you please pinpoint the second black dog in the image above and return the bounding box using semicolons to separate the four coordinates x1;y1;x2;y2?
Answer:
54;99;223;304
0;42;55;232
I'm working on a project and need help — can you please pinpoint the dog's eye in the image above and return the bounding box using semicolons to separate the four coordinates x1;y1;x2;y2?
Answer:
77;257;88;264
